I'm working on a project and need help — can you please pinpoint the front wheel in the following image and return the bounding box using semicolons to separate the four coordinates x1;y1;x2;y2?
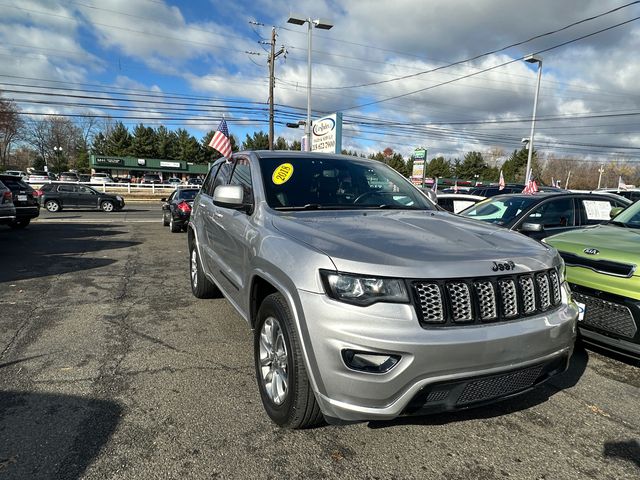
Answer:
45;200;61;212
189;242;219;298
101;200;114;212
254;293;323;429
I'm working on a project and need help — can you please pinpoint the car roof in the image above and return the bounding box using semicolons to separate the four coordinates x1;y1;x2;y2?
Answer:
437;193;486;201
484;191;631;202
248;150;377;163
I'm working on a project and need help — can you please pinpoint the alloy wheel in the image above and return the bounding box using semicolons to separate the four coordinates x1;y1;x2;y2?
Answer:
258;316;289;405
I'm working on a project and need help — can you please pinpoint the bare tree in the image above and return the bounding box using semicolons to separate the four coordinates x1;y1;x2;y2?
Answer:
25;116;82;173
0;95;23;167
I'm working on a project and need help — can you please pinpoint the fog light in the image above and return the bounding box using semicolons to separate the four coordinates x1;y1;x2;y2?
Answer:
342;349;400;373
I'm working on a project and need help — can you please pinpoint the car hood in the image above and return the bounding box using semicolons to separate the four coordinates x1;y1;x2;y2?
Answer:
271;210;556;278
545;224;640;271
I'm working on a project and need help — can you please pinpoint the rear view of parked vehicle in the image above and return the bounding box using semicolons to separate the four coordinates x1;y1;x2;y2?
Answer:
0;180;17;226
161;187;198;232
0;174;40;228
38;183;125;212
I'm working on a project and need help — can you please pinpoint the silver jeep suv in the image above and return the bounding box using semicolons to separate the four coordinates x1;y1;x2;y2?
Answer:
188;151;577;428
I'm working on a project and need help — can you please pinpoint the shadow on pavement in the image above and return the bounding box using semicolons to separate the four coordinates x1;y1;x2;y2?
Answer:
603;439;640;469
0;223;139;283
367;347;588;429
0;390;122;479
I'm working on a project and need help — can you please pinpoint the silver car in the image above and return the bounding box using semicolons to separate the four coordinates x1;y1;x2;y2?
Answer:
188;152;577;428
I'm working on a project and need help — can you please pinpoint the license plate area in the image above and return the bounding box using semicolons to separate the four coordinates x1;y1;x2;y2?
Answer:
17;194;27;202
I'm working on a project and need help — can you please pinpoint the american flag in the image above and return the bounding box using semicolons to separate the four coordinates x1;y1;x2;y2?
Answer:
522;171;538;194
208;119;233;158
498;170;505;190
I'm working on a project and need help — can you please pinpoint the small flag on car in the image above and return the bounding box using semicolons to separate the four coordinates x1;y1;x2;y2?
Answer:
498;170;505;191
431;177;438;193
208;118;233;159
618;176;628;191
522;171;538;194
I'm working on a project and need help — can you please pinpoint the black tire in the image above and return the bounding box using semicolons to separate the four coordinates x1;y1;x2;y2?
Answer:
44;200;61;212
169;216;181;232
254;293;323;429
189;242;219;298
101;200;115;212
162;210;170;226
9;218;31;229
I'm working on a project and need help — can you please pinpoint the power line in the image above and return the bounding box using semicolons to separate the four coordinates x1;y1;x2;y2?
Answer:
341;15;640;111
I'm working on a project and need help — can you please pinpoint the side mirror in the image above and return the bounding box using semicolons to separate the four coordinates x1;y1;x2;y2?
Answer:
610;206;624;218
213;185;251;213
160;197;167;202
520;222;544;233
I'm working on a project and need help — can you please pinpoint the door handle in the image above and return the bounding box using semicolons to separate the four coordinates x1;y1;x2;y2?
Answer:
214;212;224;219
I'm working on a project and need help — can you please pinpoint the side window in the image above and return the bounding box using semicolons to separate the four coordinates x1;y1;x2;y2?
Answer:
210;161;234;196
229;157;253;204
58;185;74;193
202;162;223;197
523;198;574;228
77;186;92;194
580;198;616;225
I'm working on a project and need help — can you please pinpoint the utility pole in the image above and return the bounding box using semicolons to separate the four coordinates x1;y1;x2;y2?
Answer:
597;164;604;189
565;170;572;190
267;27;286;150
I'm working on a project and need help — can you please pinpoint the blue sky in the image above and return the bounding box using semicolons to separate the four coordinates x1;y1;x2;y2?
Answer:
1;0;640;161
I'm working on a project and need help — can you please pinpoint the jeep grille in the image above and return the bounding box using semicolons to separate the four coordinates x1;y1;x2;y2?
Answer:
412;268;562;326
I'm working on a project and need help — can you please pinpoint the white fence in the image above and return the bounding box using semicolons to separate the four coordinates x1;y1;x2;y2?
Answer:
27;180;201;194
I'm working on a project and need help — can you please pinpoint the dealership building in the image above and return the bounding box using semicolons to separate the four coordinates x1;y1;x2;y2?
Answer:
90;155;209;181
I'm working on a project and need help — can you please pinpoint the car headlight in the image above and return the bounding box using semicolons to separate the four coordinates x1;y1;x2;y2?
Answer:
320;271;409;306
558;255;566;282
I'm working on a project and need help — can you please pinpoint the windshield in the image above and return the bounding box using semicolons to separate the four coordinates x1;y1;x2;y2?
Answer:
258;156;434;211
461;196;539;225
609;200;640;228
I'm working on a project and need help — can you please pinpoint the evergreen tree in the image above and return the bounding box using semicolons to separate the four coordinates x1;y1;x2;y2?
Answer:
173;128;200;162
242;131;269;150
456;151;487;179
501;147;541;183
386;153;407;176
90;132;107;155
426;156;452;178
130;124;158;158
290;140;302;151
106;122;132;156
274;137;288;150
156;126;176;159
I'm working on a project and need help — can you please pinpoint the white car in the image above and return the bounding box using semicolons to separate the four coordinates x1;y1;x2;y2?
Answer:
4;170;28;180
27;171;50;183
90;173;114;184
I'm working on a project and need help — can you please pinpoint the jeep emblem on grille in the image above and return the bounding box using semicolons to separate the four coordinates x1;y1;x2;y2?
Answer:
492;261;516;272
583;248;599;255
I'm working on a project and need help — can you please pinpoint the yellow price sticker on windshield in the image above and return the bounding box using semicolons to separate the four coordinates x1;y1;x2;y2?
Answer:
272;163;294;185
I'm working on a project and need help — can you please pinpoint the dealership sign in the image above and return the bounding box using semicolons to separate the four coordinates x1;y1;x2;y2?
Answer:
311;113;342;154
95;156;124;166
160;161;182;169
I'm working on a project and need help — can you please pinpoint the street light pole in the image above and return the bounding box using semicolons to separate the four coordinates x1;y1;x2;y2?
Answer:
287;14;333;152
524;54;542;184
597;164;605;189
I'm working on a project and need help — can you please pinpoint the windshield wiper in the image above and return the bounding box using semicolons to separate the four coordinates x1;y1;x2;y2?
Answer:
608;220;629;228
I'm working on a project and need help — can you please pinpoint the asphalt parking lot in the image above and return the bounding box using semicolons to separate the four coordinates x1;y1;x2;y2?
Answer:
1;203;638;480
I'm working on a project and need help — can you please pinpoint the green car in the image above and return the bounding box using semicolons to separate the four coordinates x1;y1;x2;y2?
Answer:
544;202;640;358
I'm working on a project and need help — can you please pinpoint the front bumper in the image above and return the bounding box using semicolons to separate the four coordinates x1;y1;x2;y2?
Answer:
570;283;640;358
296;288;577;422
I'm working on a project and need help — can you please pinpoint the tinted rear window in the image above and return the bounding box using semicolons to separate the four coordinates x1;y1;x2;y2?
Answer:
0;177;31;190
177;189;199;200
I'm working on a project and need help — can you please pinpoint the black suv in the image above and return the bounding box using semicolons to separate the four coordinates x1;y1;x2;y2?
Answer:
37;183;125;212
161;187;199;232
0;174;40;228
